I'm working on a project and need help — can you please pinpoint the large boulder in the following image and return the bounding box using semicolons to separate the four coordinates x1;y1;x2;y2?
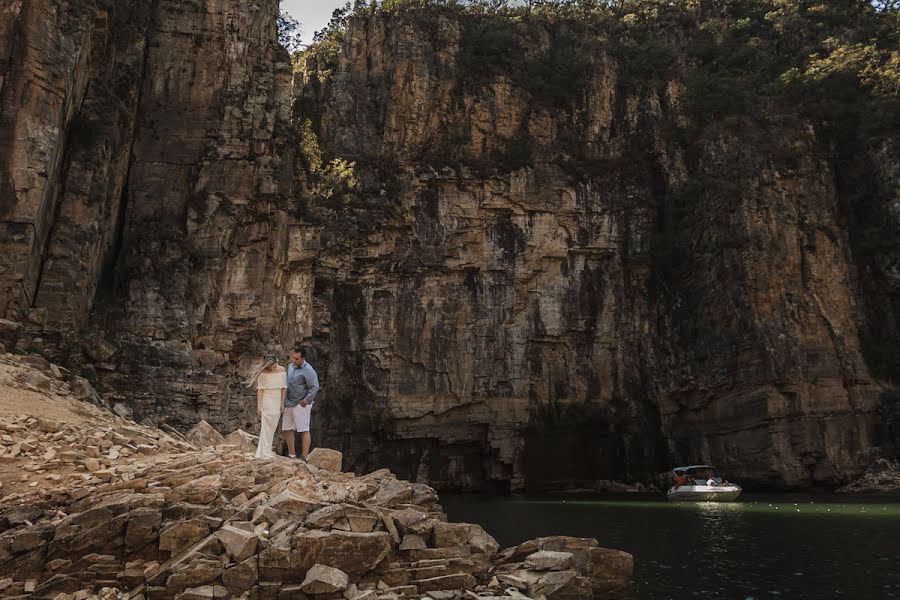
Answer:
186;421;225;448
300;564;349;594
290;530;391;577
588;547;634;599
307;448;342;472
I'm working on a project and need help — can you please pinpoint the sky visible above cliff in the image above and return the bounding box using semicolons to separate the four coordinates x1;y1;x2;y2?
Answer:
281;0;344;46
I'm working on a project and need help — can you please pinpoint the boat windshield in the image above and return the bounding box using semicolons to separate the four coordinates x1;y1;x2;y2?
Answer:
685;467;720;481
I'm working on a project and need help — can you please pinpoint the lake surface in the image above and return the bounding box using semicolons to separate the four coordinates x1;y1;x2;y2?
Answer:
441;493;900;600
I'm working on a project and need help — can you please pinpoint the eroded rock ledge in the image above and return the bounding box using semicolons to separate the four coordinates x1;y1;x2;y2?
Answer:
0;355;632;600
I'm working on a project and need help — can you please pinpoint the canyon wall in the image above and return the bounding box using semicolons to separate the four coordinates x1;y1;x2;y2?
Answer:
0;1;896;490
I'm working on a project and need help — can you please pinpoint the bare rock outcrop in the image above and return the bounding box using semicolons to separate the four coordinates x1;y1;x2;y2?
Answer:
0;352;633;599
0;0;896;492
0;425;633;600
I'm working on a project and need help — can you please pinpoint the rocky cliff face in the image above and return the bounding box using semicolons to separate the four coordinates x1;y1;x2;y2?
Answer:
291;9;897;490
0;2;896;491
2;0;305;426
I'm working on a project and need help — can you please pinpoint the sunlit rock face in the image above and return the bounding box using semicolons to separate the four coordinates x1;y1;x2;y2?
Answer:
1;4;896;491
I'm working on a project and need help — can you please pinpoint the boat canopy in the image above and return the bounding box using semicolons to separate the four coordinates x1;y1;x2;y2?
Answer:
672;465;716;473
672;465;723;480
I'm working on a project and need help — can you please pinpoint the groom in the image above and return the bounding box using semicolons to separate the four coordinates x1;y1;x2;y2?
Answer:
283;346;319;459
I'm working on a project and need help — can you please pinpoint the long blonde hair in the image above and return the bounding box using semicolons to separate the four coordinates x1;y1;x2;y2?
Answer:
244;354;278;387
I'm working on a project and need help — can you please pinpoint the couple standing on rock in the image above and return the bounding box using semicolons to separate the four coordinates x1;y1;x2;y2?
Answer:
245;347;319;460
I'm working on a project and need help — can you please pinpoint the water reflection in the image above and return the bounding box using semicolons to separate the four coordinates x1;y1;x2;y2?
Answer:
441;494;900;600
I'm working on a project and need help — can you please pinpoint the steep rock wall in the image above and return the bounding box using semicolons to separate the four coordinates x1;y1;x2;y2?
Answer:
0;3;896;491
293;12;893;490
1;0;307;426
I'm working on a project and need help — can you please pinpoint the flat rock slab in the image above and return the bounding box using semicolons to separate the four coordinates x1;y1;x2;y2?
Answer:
524;550;575;571
412;573;476;593
175;585;228;600
291;529;391;576
300;563;349;594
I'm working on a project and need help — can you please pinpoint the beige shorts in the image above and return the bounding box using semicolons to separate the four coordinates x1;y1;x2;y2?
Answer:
281;403;311;432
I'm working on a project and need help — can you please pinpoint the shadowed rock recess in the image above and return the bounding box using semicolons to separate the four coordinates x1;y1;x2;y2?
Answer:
0;0;898;491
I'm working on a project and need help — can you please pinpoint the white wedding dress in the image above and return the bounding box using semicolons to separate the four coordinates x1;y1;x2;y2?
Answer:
255;369;285;459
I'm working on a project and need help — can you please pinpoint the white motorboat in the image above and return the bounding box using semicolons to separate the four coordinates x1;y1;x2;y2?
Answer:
666;465;742;502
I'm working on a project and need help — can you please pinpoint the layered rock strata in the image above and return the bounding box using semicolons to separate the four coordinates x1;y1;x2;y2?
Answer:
0;1;896;491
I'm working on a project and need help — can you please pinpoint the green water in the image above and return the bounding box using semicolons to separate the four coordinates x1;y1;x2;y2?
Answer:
441;493;900;599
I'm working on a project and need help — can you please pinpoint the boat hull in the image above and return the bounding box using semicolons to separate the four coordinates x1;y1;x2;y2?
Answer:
666;485;742;502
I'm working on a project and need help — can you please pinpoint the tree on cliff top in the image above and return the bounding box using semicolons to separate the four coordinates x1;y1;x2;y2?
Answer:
278;10;304;52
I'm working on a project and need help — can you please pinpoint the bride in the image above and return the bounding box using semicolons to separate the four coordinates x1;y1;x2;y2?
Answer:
245;354;286;459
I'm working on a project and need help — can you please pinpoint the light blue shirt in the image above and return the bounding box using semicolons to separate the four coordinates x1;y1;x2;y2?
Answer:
285;361;319;408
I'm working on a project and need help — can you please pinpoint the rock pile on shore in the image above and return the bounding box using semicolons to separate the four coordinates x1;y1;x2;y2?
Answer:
837;459;900;493
0;353;633;600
